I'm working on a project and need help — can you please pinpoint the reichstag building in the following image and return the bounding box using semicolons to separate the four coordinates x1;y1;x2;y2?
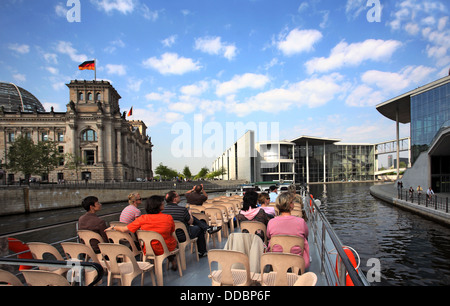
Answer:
0;80;153;183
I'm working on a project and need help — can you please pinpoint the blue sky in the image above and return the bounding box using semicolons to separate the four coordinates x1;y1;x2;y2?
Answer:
1;0;449;173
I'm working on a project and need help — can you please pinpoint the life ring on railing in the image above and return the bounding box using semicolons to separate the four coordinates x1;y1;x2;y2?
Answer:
309;194;315;213
7;237;33;270
334;246;360;286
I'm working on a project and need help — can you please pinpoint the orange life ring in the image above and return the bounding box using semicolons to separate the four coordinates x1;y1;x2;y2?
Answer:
7;238;33;270
309;194;315;213
335;246;359;286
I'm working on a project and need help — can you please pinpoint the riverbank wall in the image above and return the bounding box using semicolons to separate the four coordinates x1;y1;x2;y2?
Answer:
0;180;245;216
370;183;450;227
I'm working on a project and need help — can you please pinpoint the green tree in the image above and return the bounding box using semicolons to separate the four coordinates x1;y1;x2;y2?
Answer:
194;167;209;180
5;135;38;180
35;140;62;178
64;153;86;181
206;167;227;179
182;166;192;180
155;163;178;180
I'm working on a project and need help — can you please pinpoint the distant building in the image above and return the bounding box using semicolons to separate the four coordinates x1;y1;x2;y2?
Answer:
212;132;375;184
0;80;153;183
377;75;450;192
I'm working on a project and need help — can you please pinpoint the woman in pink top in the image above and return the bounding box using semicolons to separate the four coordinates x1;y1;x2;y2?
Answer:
267;192;310;269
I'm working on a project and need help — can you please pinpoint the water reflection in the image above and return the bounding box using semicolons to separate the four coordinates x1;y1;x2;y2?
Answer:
310;182;450;286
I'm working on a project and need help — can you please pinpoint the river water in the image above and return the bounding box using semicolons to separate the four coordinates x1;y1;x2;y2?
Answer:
309;182;450;286
2;183;450;286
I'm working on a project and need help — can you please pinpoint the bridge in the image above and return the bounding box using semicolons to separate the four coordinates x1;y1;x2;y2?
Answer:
375;137;410;179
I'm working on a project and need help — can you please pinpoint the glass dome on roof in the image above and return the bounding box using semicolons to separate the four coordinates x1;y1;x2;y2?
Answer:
0;82;45;112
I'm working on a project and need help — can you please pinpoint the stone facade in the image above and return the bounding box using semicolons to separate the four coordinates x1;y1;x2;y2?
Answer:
0;80;153;183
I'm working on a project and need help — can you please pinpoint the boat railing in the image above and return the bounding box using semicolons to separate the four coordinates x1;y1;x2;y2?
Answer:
0;257;104;286
305;193;367;286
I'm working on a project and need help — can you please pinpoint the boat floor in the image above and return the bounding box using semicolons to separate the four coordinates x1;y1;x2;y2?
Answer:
98;225;327;286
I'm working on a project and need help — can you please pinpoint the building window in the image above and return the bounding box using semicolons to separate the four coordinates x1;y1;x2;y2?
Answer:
79;92;84;101
82;129;97;142
41;132;48;141
84;150;95;165
7;132;15;143
96;93;101;101
57;132;64;142
87;92;93;101
58;146;64;166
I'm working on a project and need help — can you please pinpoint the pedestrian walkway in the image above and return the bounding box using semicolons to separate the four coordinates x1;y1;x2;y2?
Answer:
370;183;450;226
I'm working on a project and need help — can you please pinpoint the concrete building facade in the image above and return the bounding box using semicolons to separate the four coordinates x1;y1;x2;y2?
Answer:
0;80;153;183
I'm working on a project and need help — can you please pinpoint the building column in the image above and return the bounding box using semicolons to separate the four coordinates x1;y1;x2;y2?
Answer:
396;110;400;181
306;140;310;185
116;129;122;164
97;124;104;165
323;142;326;183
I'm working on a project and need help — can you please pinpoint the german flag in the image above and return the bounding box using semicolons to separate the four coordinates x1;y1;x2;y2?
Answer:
127;107;133;117
78;60;95;71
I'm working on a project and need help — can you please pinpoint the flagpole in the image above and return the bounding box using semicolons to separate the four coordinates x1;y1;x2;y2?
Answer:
94;59;97;81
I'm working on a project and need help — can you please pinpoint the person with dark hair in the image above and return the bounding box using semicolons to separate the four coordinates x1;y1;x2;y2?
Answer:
163;191;218;257
269;185;278;203
185;184;208;206
236;191;270;226
78;196;108;253
106;195;179;270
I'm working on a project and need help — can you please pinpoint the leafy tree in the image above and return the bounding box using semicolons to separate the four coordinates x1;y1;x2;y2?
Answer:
6;136;63;181
182;166;192;180
155;163;178;180
35;140;62;177
206;167;227;179
5;135;38;180
64;153;86;181
194;167;209;180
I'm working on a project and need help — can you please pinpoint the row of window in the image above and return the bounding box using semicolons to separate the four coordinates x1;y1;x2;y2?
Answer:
5;129;97;143
79;92;101;101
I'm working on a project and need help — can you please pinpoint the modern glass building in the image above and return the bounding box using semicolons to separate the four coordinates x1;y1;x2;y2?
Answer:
377;75;450;193
291;137;374;184
410;81;450;163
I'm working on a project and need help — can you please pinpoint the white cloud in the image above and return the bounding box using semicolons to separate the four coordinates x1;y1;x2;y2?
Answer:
180;81;209;96
8;43;30;55
216;73;270;97
45;67;59;75
162;35;177;48
194;36;237;60
55;41;88;63
141;4;159;21
13;73;26;82
143;52;201;75
388;1;449;67
168;101;196;114
106;64;126;76
276;28;323;56
145;90;176;103
305;39;402;74
90;0;136;14
127;78;143;92
226;73;346;117
346;65;436;107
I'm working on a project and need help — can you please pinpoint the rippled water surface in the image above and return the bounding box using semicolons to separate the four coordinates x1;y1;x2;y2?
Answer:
310;183;450;286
